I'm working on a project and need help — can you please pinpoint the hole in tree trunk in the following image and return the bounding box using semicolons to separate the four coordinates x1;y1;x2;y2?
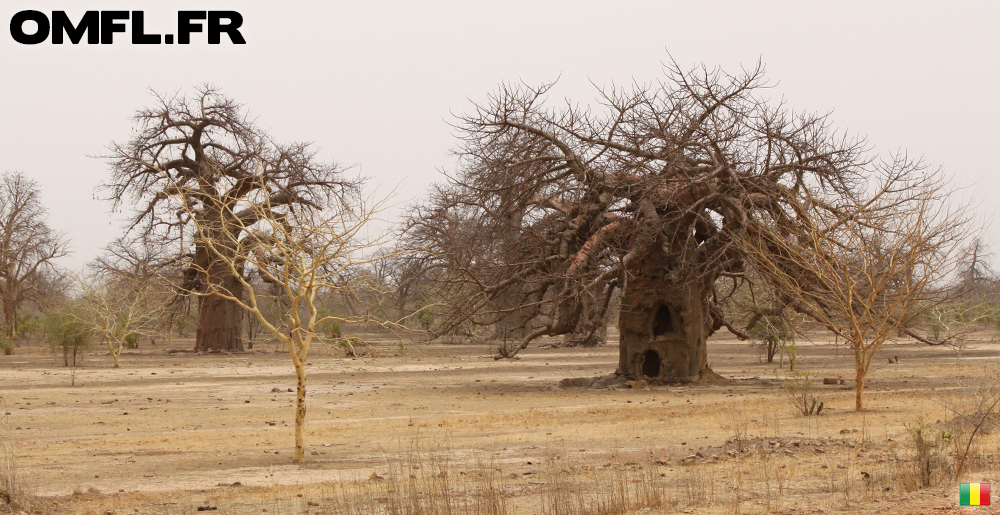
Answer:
641;349;661;378
652;305;673;336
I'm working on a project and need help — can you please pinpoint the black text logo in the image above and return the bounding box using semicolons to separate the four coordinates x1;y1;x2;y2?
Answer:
10;10;245;45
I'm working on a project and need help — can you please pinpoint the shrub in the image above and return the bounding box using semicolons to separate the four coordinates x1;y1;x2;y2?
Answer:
780;370;824;416
417;310;435;331
44;313;91;367
320;319;342;339
749;315;796;367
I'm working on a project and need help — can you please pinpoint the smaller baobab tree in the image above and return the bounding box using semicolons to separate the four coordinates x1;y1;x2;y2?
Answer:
175;179;395;462
742;164;976;410
104;86;360;352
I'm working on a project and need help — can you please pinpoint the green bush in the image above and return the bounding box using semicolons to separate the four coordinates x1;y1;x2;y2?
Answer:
124;332;139;349
44;313;91;367
320;319;342;339
417;310;435;331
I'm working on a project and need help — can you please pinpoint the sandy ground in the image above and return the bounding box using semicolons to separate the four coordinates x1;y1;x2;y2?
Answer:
1;332;998;514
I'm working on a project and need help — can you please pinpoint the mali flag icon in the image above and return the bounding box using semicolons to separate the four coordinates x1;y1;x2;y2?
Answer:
961;483;990;505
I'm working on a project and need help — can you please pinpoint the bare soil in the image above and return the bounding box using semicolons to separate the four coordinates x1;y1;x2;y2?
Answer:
2;332;998;514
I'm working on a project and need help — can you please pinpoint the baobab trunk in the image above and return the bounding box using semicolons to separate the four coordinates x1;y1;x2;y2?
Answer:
616;246;711;382
194;261;245;352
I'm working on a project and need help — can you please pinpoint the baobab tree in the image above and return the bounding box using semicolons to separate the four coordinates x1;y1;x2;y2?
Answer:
0;172;69;337
406;60;934;382
103;86;359;352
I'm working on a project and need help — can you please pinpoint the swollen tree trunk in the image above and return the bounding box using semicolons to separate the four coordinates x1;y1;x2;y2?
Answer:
616;247;711;382
195;266;245;352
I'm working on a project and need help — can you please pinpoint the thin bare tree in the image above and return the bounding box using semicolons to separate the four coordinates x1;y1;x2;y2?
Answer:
0;172;69;337
102;86;360;352
174;180;397;462
740;166;976;410
73;270;163;368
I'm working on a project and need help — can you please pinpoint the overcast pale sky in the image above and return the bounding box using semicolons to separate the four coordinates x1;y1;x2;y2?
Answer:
2;1;998;269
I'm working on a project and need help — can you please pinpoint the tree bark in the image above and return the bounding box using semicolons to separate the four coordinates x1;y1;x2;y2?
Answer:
855;346;866;411
2;291;18;337
194;269;245;352
616;246;710;382
294;362;306;463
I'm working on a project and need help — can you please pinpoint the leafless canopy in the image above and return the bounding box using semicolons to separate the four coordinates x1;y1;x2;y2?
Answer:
102;86;361;351
0;172;69;336
406;59;876;358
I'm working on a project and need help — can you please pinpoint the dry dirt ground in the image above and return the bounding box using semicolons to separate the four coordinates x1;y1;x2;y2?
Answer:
1;332;998;515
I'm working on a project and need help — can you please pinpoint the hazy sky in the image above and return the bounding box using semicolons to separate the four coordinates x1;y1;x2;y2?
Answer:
2;1;998;269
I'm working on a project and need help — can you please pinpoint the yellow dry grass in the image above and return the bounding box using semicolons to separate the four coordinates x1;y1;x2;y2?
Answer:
1;332;998;514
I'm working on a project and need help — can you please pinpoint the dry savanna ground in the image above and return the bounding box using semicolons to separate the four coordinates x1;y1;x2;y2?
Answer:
2;331;999;515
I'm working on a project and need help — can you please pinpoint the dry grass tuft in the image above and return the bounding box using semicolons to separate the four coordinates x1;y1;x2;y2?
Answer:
315;444;510;515
1;396;28;508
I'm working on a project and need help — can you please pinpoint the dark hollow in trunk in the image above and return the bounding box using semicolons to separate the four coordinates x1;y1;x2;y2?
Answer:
641;349;661;378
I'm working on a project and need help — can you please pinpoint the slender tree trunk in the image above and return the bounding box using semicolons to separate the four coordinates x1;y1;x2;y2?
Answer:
1;292;17;337
109;339;120;368
616;246;711;382
855;350;866;411
294;361;307;463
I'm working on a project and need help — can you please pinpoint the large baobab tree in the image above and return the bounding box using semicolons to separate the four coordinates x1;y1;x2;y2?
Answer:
0;172;69;337
103;86;359;352
406;60;929;382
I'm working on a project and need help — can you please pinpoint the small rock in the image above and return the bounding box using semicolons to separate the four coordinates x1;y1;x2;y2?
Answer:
559;377;594;387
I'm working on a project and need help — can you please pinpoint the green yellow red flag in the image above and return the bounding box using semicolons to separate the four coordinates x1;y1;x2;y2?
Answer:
960;483;990;506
